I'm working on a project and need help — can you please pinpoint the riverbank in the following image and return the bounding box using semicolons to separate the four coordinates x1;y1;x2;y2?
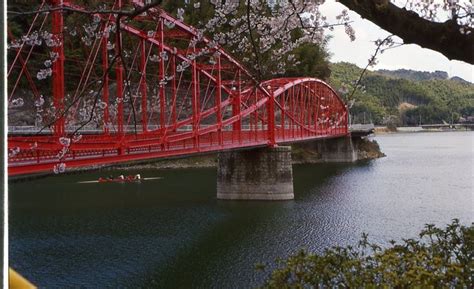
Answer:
112;137;385;171
374;125;473;134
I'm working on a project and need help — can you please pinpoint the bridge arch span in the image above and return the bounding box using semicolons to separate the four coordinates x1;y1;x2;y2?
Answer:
263;78;348;143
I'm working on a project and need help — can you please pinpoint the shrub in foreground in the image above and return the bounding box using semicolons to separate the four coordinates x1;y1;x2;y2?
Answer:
259;219;473;288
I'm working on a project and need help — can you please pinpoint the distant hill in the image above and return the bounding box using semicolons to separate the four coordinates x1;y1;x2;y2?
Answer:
376;68;470;83
376;69;449;81
450;76;471;84
329;62;474;125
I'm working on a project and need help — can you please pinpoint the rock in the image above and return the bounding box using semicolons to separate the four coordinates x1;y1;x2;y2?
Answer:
353;137;386;160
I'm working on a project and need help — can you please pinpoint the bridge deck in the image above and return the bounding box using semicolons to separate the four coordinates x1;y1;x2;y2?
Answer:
8;129;347;176
349;124;375;137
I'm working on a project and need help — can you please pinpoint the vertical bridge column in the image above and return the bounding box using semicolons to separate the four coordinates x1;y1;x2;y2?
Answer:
217;146;294;200
51;0;65;137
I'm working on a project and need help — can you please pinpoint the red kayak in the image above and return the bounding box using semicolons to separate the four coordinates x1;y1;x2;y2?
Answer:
98;175;141;183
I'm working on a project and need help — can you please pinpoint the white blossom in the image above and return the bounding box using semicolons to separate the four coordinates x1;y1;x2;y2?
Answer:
160;51;168;61
98;101;108;109
9;98;24;108
72;134;83;143
53;162;67;174
149;54;160;62
59;137;71;147
107;41;115;50
36;67;52;80
35;95;45;107
164;19;176;29
50;51;59;61
177;8;185;21
8;147;21;157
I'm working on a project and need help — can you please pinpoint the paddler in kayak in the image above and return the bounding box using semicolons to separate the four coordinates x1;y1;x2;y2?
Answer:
125;174;141;181
98;174;141;183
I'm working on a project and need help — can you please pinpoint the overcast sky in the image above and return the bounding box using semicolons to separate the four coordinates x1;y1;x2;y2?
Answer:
319;0;473;82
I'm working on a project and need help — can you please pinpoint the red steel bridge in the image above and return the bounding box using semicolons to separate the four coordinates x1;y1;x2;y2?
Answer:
7;0;349;176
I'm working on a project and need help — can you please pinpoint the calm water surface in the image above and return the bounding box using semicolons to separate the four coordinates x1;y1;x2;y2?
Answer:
9;131;473;288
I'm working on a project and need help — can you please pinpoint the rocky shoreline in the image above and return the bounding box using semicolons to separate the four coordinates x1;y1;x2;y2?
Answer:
353;137;386;160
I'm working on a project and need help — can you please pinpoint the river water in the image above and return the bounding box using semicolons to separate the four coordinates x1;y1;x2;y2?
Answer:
9;131;473;288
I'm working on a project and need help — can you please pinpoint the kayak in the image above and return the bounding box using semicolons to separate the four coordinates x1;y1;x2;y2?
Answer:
98;177;140;183
78;176;162;184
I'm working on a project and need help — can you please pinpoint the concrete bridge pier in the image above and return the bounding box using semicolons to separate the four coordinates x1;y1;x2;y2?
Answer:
217;146;294;200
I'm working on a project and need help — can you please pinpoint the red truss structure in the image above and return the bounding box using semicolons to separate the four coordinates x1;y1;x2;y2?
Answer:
7;0;349;176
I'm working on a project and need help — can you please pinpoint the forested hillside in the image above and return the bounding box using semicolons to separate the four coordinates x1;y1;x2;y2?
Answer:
376;69;449;81
329;62;474;125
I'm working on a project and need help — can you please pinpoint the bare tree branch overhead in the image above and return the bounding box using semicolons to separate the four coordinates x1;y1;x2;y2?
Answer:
337;0;474;64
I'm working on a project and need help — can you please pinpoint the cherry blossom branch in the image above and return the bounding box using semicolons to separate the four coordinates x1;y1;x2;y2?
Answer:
115;14;139;135
8;0;163;19
35;55;119;136
346;35;394;108
246;0;263;81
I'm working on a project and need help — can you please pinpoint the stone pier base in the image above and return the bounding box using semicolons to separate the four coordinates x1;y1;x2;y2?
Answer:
217;146;294;200
294;137;357;163
318;137;357;162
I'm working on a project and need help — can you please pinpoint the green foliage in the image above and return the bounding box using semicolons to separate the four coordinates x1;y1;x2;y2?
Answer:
259;219;474;288
284;43;331;80
329;62;474;125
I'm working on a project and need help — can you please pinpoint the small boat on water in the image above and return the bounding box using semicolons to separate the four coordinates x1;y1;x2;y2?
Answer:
78;174;162;184
98;174;142;183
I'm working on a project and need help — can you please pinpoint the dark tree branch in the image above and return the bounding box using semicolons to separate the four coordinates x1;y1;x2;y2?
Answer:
246;0;262;81
346;35;394;107
338;0;474;64
35;55;118;136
